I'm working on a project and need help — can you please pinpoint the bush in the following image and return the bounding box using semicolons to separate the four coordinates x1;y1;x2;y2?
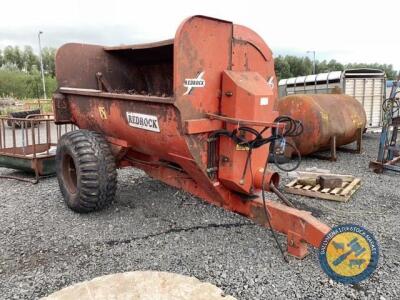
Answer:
0;69;56;99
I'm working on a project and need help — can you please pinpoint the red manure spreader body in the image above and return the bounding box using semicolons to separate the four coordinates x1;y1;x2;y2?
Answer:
53;15;330;258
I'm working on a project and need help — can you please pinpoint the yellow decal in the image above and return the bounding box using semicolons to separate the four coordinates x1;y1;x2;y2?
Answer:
236;144;250;151
99;106;107;120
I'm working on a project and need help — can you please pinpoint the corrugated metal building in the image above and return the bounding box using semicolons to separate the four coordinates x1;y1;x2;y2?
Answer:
278;69;386;127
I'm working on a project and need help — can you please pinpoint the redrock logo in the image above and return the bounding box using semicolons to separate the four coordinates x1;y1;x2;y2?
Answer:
126;112;160;132
183;71;206;95
184;79;205;86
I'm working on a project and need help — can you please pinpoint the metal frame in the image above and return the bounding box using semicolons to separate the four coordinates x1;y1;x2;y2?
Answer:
369;80;400;173
0;114;76;183
311;128;363;161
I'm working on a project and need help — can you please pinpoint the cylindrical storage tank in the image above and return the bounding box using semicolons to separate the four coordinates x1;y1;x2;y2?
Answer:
277;94;367;156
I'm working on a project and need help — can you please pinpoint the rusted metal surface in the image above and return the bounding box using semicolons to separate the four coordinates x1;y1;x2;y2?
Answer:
184;119;223;135
104;39;174;51
54;15;330;258
0;114;76;183
278;94;367;156
56;41;173;97
59;88;175;104
206;113;285;128
217;70;278;194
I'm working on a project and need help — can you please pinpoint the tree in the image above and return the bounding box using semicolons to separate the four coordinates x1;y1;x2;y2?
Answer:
1;45;56;76
24;67;43;98
274;55;398;80
0;45;59;99
274;56;292;80
3;46;24;70
3;46;16;67
285;55;313;77
14;46;23;70
327;59;344;72
22;46;39;72
315;60;329;73
41;47;56;77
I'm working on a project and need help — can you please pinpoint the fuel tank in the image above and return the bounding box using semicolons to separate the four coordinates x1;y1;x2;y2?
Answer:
277;94;367;155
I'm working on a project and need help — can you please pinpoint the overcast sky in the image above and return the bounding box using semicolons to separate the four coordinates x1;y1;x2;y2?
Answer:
1;0;399;70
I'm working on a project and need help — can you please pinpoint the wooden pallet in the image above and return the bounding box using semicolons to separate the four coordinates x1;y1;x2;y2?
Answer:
284;173;361;202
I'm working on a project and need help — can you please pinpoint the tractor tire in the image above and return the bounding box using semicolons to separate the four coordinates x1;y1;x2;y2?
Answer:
56;130;117;213
7;109;41;128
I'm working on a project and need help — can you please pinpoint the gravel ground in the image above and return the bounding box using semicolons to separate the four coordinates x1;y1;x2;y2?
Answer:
0;132;399;299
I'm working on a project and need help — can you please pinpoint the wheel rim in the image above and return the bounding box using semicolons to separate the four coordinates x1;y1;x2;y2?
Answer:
63;153;78;194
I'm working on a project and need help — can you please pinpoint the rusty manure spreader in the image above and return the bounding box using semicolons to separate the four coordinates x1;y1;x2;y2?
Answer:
53;15;331;259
